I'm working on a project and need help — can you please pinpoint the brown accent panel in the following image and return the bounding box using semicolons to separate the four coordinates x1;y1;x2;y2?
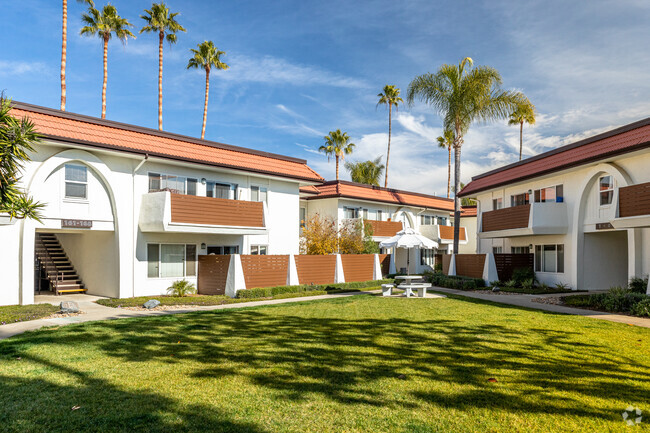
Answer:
295;255;336;285
379;254;391;276
481;205;530;232
240;255;289;289
363;220;403;237
434;254;443;269
442;254;452;275
170;194;264;227
494;253;534;282
454;254;486;279
340;254;375;282
439;225;467;241
619;182;650;218
197;255;230;295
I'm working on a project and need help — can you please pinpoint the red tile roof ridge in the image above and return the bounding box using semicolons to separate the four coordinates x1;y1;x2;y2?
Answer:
321;180;454;202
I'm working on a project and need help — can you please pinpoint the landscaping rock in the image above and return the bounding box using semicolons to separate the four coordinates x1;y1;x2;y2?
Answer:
492;287;500;293
143;300;161;309
59;301;79;314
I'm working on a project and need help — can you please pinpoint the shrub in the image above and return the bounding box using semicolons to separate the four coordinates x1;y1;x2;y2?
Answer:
489;280;500;288
167;279;196;297
504;280;517;289
521;278;535;290
512;267;536;285
235;279;394;299
631;297;650;317
425;272;485;290
628;277;648;294
554;282;570;291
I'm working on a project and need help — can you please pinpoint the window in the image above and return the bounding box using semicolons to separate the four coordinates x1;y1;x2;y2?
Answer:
599;176;613;206
534;185;563;203
207;182;237;200
65;164;88;199
511;192;530;207
206;245;239;255
511;246;530;254
251;186;268;202
343;207;359;218
251;245;268;255
377;210;383;221
420;248;436;266
300;207;306;229
420;215;435;225
362;209;369;219
492;246;503;254
438;217;448;226
534;244;564;273
147;244;197;278
492;198;503;210
148;173;196;195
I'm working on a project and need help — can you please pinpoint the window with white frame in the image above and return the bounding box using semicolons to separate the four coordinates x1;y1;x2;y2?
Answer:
148;173;197;195
251;185;268;202
511;192;530;207
250;245;268;255
206;181;237;200
420;215;435;225
492;246;503;254
300;207;306;229
362;208;369;219
534;185;563;203
147;244;196;278
376;210;383;221
511;246;530;254
492;197;503;210
343;207;359;218
599;176;613;206
438;216;448;226
534;244;564;273
65;164;88;199
420;248;436;266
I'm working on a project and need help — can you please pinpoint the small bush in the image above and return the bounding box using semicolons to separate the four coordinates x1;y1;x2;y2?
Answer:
628;277;648;294
236;279;394;299
512;267;536;285
521;278;535;290
554;282;570;291
489;280;500;288
631;298;650;317
504;280;517;289
167;279;196;297
425;272;485;290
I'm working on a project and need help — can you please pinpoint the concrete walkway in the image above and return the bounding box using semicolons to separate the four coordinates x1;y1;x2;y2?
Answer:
0;291;377;341
432;287;650;328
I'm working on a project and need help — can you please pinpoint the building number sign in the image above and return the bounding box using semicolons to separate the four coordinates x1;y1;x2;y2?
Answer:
61;219;93;229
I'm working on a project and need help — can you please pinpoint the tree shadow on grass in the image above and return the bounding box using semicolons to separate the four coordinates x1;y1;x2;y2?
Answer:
1;296;649;429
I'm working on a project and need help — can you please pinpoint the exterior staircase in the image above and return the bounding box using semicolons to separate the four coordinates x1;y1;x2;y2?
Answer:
35;233;87;295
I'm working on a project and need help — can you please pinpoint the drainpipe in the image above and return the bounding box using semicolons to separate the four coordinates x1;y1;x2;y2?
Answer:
132;155;149;298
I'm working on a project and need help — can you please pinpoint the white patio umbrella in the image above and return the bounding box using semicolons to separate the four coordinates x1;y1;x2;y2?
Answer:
379;227;438;274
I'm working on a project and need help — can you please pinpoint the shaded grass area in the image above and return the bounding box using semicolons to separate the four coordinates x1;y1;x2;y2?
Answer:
0;304;59;326
1;295;649;432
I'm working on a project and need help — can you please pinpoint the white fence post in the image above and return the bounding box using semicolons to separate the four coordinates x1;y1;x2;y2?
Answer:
287;254;300;286
482;253;499;285
225;254;246;298
372;254;383;280
448;254;457;276
334;254;345;283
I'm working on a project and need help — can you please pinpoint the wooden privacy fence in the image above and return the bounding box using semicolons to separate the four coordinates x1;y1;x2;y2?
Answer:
341;254;375;282
442;254;452;275
454;254;486;279
240;255;289;289
494;253;534;282
295;255;336;285
197;255;230;295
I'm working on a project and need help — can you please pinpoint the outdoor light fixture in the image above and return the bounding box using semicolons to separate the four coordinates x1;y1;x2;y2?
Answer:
201;243;206;250
201;178;207;185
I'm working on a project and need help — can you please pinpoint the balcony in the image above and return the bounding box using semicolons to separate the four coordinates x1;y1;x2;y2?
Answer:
479;202;567;238
611;181;650;228
363;219;403;238
139;191;267;234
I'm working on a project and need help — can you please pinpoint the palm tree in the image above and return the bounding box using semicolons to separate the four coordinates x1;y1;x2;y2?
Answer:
140;2;186;131
436;129;454;198
345;157;385;186
80;4;135;119
60;0;94;111
319;129;355;180
376;85;403;188
407;57;527;252
508;99;536;161
187;41;229;139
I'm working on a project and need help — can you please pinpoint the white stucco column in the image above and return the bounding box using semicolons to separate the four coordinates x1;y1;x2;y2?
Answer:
372;254;382;280
482;253;499;284
628;228;643;280
287;254;300;286
19;219;37;305
225;254;246;297
448;254;457;276
334;254;345;283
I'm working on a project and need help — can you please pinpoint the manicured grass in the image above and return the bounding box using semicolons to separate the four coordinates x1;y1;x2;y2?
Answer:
0;303;59;325
1;295;649;432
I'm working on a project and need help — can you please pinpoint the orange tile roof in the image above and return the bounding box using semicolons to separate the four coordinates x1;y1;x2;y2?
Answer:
460;116;650;197
438;224;467;241
11;101;323;183
304;180;454;211
453;206;477;218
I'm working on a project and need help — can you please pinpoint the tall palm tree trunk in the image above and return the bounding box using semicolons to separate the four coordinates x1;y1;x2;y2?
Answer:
201;68;210;139
447;146;451;198
158;31;164;130
452;130;462;254
335;155;340;180
101;35;108;119
61;0;67;111
519;121;523;161
384;104;392;188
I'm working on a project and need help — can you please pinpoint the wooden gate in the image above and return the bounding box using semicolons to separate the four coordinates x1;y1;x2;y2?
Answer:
197;255;230;295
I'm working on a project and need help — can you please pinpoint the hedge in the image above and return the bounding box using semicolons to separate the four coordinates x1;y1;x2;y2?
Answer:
424;272;486;291
562;288;650;317
236;279;394;299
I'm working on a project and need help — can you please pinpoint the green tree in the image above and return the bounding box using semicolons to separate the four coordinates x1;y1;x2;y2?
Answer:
80;3;136;119
407;57;527;252
60;0;95;111
377;85;403;187
319;129;355;180
436;129;454;198
140;2;186;131
186;41;229;139
508;99;536;161
0;96;44;220
345;156;385;186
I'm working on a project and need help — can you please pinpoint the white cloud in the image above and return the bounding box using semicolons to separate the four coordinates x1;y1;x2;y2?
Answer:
0;60;49;76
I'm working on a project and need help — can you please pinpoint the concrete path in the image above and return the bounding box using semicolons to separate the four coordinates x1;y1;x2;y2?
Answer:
0;291;379;341
431;287;650;328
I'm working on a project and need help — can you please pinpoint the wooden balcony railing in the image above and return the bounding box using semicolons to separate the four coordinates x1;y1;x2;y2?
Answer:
363;219;403;237
481;204;531;232
170;193;264;227
618;182;650;218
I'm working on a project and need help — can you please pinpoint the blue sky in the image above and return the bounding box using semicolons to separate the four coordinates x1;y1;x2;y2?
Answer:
2;0;650;195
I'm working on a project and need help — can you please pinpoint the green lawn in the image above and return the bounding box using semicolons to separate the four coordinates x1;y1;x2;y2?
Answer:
0;303;59;325
1;295;649;432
